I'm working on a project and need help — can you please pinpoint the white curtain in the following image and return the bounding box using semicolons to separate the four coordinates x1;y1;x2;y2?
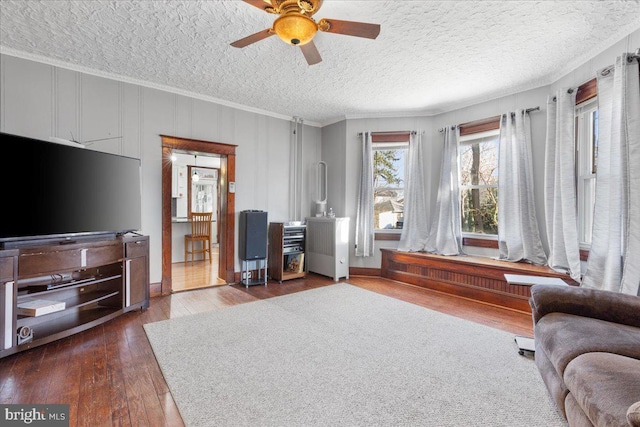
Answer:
424;126;463;255
398;132;429;251
355;132;375;257
497;110;547;264
544;90;582;282
583;53;640;296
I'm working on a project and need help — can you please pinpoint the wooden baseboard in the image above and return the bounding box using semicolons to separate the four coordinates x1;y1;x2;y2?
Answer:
349;267;381;276
380;249;577;313
149;282;162;298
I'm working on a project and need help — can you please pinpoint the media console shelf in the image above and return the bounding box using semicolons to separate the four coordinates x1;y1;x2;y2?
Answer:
0;234;149;359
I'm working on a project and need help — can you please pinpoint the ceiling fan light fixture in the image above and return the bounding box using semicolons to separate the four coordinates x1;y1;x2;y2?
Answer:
273;13;317;45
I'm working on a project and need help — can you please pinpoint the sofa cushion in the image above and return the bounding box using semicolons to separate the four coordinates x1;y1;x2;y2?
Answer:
564;352;640;427
565;393;595;427
535;312;640;377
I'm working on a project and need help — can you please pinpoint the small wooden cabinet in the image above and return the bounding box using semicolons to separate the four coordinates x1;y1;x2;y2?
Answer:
268;222;306;283
123;236;150;310
0;235;149;359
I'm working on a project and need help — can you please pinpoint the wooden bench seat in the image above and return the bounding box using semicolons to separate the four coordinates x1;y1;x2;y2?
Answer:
380;249;578;313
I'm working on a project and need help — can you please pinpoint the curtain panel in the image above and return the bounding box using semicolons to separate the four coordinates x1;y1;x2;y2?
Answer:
544;90;582;282
398;132;429;252
355;132;375;257
497;110;547;265
583;53;640;295
424;126;464;255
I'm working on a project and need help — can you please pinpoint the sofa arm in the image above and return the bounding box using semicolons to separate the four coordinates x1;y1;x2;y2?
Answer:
629;401;640;427
529;284;640;328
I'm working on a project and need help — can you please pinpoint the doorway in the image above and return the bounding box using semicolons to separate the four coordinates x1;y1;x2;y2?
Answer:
161;135;237;295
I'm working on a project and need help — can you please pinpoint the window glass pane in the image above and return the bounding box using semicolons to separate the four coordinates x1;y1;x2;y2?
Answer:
373;145;407;230
461;187;498;234
374;149;406;188
374;189;404;229
459;138;499;186
579;177;596;244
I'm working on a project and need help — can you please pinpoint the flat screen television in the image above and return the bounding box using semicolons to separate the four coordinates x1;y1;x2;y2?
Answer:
0;132;142;246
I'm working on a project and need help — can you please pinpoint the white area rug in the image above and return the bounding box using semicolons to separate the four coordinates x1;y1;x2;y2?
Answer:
144;283;565;426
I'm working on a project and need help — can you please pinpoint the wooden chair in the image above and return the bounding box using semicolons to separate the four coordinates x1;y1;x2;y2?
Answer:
184;212;213;263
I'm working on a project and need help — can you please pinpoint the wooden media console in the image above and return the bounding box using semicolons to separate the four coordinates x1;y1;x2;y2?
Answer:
0;234;149;359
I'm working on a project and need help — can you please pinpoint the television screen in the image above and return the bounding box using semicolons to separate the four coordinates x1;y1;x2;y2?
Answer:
0;132;142;243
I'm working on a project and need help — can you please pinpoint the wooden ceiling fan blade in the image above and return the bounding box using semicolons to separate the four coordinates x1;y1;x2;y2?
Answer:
242;0;274;13
230;29;274;48
318;19;380;39
300;41;322;65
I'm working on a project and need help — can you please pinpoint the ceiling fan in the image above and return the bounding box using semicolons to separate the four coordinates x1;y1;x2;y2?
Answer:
230;0;381;65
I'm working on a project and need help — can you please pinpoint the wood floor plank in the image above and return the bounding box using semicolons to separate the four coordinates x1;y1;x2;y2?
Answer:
104;320;133;427
0;267;537;426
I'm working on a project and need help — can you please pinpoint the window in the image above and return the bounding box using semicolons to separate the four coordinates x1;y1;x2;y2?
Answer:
459;129;500;235
373;140;408;230
575;99;598;245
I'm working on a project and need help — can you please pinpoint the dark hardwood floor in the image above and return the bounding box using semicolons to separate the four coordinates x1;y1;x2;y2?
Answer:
0;274;534;426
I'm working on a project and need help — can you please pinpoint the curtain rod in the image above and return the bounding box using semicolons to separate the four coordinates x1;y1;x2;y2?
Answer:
357;130;420;136
554;48;640;101
437;106;540;133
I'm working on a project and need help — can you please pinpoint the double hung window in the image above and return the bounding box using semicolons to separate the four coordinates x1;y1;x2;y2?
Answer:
459;129;500;235
373;140;409;230
575;99;598;245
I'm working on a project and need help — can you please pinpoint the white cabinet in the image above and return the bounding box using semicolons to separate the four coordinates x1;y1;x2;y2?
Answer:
172;165;187;198
305;217;349;281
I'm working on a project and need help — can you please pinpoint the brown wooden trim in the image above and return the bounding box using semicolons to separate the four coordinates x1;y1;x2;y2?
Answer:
149;282;162;298
459;116;501;136
349;267;381;276
161;135;237;294
579;249;589;262
375;232;401;241
161;146;173;295
160;135;238;154
224;153;236;283
371;132;411;143
576;78;597;105
462;237;499;249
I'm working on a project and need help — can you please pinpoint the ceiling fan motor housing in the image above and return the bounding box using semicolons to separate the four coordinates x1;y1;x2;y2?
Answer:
273;12;318;46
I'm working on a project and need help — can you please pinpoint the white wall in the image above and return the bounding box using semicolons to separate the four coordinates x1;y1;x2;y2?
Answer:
323;28;640;270
0;54;321;283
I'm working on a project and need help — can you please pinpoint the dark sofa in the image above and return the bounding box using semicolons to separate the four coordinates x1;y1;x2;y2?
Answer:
530;284;640;427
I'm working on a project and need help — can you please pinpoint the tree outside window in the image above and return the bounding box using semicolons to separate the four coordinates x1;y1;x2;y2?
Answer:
459;131;499;235
373;142;408;230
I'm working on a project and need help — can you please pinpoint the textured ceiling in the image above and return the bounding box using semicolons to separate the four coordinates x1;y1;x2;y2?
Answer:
1;1;640;126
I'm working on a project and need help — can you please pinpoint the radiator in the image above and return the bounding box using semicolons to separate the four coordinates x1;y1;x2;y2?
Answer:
305;217;350;281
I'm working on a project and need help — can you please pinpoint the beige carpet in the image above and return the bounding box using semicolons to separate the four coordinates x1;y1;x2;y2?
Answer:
144;283;566;426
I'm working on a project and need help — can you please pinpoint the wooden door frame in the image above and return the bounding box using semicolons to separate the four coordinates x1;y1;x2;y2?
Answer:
161;135;237;295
